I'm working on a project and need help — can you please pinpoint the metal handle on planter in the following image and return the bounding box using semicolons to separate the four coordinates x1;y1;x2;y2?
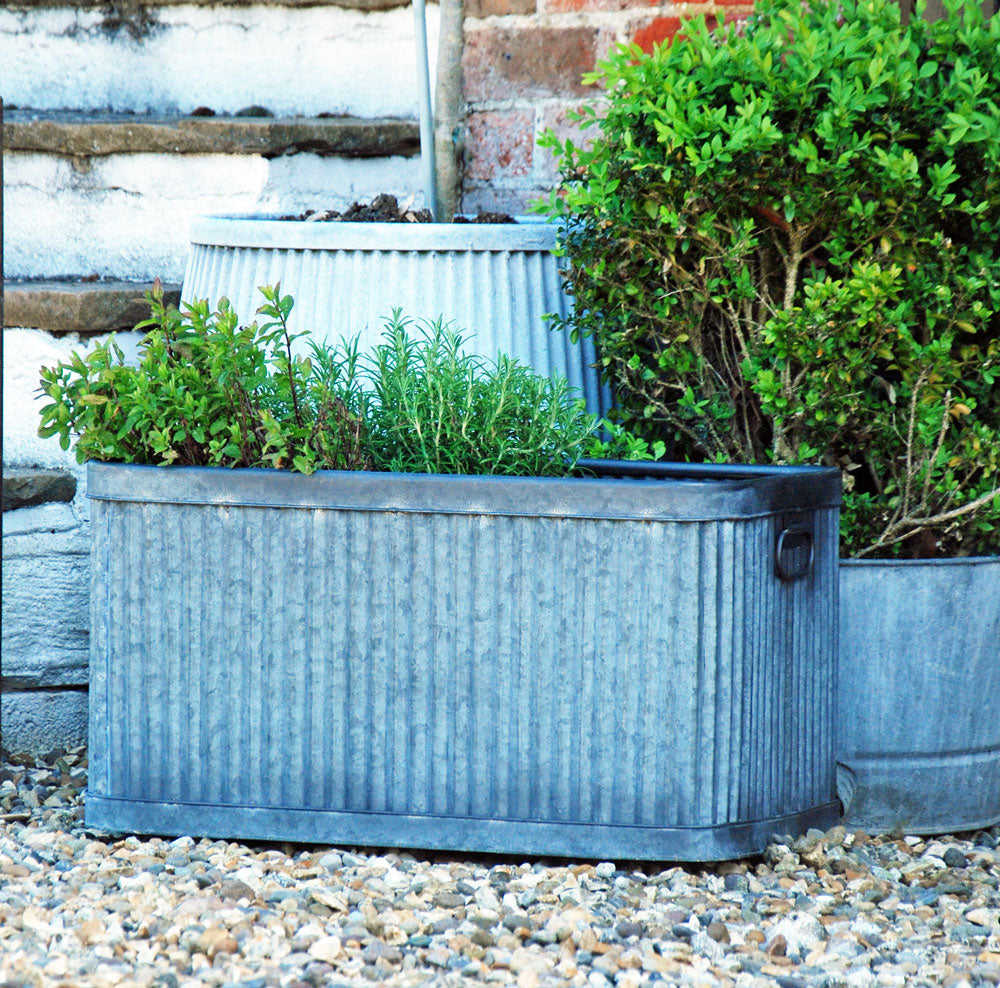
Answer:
775;526;814;582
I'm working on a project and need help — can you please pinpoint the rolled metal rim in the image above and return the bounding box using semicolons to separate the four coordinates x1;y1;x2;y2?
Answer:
189;214;558;252
87;461;842;522
841;556;999;568
85;794;842;861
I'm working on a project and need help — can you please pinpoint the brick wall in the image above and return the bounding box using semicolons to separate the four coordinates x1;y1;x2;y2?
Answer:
460;0;753;214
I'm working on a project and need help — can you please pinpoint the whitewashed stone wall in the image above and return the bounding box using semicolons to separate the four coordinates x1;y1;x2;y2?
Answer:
4;151;424;281
0;5;438;117
2;330;144;751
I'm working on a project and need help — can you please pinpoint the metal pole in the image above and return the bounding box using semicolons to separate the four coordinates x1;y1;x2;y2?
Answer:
412;0;439;220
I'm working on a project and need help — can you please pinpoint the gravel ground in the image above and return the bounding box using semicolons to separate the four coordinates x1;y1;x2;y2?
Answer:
1;747;999;988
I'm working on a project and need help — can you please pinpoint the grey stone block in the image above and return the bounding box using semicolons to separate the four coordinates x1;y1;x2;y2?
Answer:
3;111;419;160
3;280;180;336
1;689;88;754
2;467;77;511
2;503;90;687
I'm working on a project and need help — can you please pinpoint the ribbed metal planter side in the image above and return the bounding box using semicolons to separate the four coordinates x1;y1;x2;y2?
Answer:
838;557;1000;835
182;216;610;417
87;462;841;860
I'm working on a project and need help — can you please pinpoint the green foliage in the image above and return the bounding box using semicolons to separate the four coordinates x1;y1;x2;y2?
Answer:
363;313;615;475
38;285;657;478
538;0;1000;557
38;284;371;474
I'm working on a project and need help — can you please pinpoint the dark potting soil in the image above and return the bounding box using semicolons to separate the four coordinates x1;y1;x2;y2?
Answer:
453;212;517;224
278;193;515;224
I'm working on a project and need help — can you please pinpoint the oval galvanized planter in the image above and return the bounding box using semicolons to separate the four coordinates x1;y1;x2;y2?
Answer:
182;215;610;416
85;460;841;860
838;556;1000;835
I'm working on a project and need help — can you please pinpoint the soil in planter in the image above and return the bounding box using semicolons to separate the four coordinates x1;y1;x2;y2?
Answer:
278;194;515;224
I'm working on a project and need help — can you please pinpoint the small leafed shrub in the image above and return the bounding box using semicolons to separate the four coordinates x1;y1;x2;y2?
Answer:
539;0;1000;557
37;285;662;477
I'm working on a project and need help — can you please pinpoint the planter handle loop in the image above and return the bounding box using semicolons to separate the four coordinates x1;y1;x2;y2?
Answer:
775;526;814;581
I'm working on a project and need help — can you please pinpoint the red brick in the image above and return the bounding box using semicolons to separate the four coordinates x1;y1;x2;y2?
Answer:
716;8;752;35
467;0;536;16
465;109;536;181
631;13;721;53
542;0;656;12
716;6;753;33
538;102;601;178
595;25;623;64
463;26;600;101
630;16;682;53
462;185;538;216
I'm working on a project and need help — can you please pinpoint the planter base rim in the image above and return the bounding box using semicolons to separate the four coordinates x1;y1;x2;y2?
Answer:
837;754;1000;836
839;814;1000;838
84;795;841;862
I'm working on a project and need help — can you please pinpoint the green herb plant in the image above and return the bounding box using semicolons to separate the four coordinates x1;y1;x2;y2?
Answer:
38;284;371;475
38;285;662;478
539;0;1000;557
364;316;604;476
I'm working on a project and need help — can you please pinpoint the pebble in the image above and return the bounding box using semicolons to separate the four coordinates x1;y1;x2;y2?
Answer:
944;847;969;869
769;912;827;957
1;746;999;987
617;920;645;939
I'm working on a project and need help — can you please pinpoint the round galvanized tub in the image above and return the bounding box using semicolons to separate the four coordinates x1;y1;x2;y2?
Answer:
838;556;1000;834
182;215;610;416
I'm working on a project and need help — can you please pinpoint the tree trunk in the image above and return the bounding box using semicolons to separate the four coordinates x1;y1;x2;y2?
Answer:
895;0;998;21
434;0;465;221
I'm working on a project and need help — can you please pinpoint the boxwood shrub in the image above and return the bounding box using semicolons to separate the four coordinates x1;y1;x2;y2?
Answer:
540;0;999;557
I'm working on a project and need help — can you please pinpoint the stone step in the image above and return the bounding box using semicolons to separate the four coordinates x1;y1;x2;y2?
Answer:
2;468;77;512
4;110;419;159
4;112;423;282
0;2;436;118
6;0;406;10
3;279;182;336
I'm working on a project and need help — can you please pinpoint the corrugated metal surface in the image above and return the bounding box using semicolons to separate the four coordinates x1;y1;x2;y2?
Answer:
838;557;1000;835
88;463;839;859
182;218;610;417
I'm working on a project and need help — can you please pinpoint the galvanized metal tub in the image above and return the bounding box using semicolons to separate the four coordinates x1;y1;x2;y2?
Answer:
838;557;1000;835
182;215;610;416
86;459;841;860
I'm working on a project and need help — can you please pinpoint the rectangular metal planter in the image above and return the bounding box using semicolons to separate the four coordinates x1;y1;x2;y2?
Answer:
86;460;841;860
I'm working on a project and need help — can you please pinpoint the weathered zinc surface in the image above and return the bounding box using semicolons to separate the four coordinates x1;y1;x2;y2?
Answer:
182;217;612;417
839;556;1000;835
86;462;840;860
